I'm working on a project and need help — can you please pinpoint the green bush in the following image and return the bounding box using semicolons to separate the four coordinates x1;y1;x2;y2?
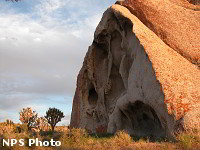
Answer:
39;130;53;137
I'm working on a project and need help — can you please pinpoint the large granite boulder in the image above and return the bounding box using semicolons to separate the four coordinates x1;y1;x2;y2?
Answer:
70;0;200;138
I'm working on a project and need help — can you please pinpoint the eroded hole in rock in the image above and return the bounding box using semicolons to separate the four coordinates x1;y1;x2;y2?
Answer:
88;86;98;107
104;29;126;114
93;42;108;67
105;64;125;114
110;30;124;67
188;0;200;5
121;101;164;137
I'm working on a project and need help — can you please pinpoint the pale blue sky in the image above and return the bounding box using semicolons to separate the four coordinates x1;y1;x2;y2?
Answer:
0;0;116;125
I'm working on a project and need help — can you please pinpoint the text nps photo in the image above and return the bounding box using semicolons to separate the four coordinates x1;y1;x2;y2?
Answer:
3;139;61;147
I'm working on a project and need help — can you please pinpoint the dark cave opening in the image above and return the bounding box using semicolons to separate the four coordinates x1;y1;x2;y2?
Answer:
121;101;165;137
88;87;98;106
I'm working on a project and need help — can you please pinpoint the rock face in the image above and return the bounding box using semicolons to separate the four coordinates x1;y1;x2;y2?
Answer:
188;0;200;5
70;0;200;138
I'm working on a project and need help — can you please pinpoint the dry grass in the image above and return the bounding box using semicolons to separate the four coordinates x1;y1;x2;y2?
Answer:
0;124;200;150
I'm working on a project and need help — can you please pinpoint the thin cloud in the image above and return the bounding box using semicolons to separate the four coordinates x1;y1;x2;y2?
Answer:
0;0;116;124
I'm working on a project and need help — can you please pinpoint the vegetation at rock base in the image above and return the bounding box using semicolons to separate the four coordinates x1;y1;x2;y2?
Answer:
0;125;200;150
0;108;199;150
0;107;200;149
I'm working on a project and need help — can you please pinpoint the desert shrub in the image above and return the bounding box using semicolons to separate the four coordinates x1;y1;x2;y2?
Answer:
177;132;200;150
0;134;4;148
19;107;39;130
13;124;28;133
178;134;194;150
61;128;89;148
20;124;28;133
39;130;53;137
181;107;200;135
5;119;14;126
37;117;49;131
69;128;88;142
113;130;132;147
0;124;14;135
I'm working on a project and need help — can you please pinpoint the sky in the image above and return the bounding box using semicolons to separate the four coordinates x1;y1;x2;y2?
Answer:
0;0;116;125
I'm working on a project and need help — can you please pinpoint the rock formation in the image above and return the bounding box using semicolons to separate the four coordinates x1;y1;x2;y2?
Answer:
70;0;200;138
188;0;200;5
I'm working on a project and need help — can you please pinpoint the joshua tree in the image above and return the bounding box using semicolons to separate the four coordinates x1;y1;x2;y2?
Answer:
5;119;14;127
19;107;38;130
45;108;64;132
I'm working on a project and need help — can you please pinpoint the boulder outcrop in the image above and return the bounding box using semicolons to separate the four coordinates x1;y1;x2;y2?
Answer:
70;0;200;138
